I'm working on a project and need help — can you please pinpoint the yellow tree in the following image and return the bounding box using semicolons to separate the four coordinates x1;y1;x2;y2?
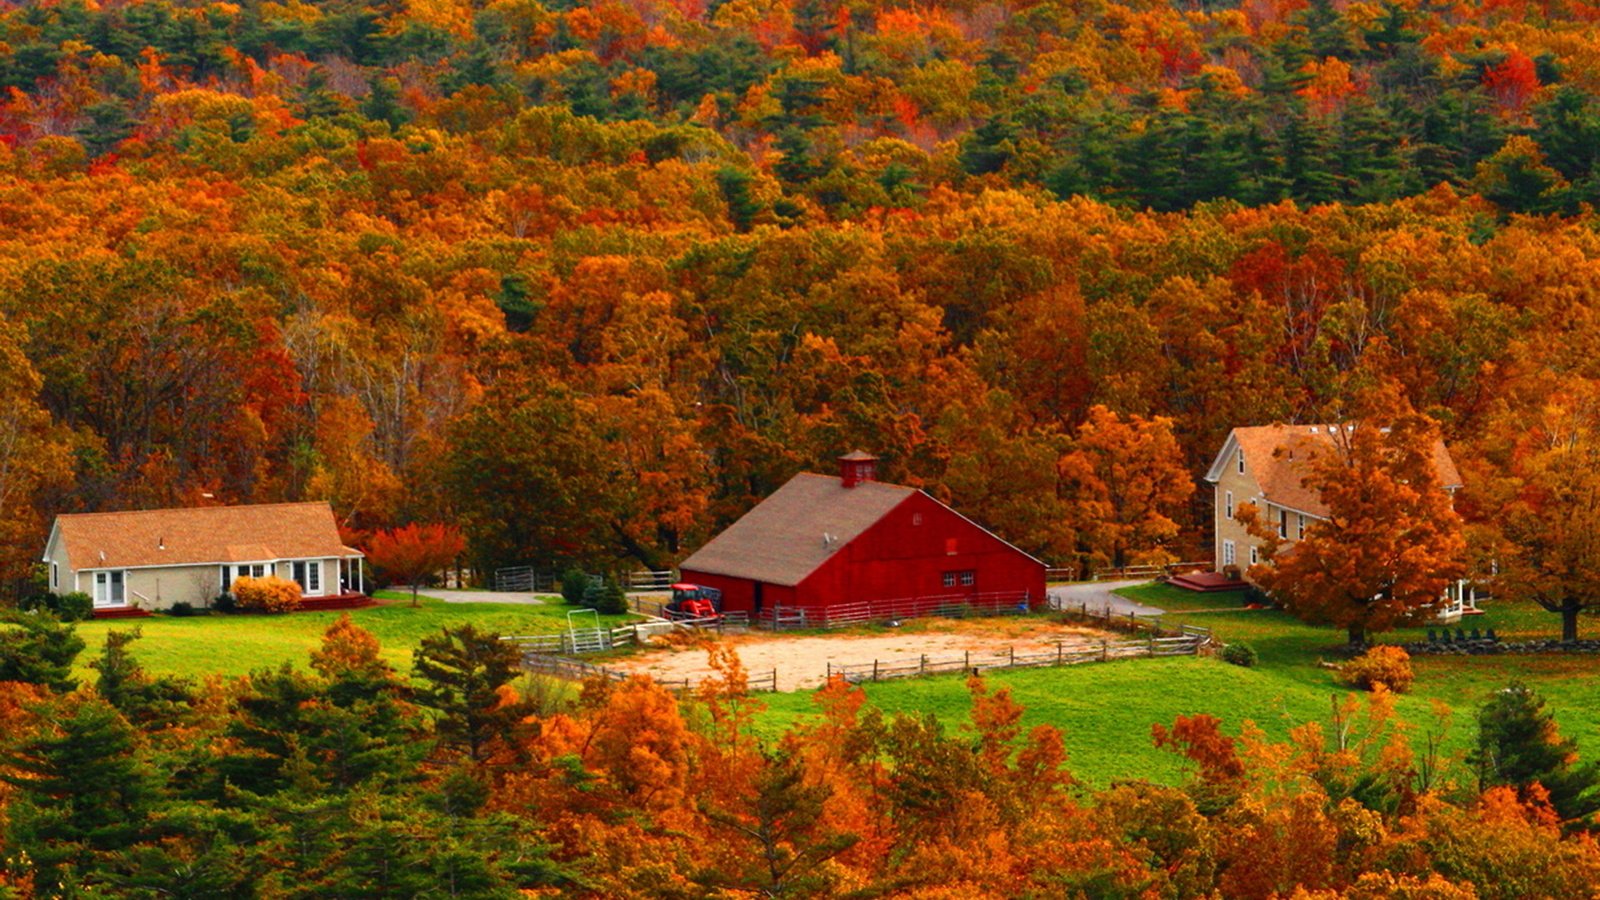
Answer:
1479;383;1600;643
0;317;72;595
1057;405;1194;573
1242;396;1465;647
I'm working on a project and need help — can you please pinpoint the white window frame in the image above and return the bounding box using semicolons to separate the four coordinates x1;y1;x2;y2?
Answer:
1225;491;1234;519
50;563;58;590
942;572;957;588
1237;448;1245;474
1278;508;1288;539
1223;540;1236;566
1297;514;1305;539
959;571;975;587
1250;546;1259;565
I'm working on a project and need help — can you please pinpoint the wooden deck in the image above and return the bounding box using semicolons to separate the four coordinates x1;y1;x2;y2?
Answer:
1167;572;1249;593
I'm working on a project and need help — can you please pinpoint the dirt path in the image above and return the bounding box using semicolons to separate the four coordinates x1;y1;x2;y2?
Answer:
611;620;1115;691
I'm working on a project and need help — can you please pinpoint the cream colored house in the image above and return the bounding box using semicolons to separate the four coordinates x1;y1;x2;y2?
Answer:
1203;425;1477;618
42;501;365;612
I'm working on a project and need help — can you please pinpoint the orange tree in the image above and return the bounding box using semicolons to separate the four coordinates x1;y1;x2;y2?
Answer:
1477;384;1600;643
365;523;467;607
1241;402;1465;647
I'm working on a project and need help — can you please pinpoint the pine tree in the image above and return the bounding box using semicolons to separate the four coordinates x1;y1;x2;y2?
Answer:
0;614;85;693
413;625;532;762
1471;683;1600;823
2;697;157;891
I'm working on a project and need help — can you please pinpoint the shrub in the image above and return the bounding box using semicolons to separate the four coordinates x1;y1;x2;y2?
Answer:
1220;642;1258;668
211;592;237;614
167;601;197;617
559;567;589;606
55;592;93;622
232;576;302;614
593;579;628;615
1338;645;1414;693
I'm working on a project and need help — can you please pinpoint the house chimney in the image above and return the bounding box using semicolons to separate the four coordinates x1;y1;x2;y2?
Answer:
838;451;878;488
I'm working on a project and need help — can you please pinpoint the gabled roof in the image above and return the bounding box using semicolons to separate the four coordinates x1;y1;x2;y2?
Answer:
48;501;356;570
1204;424;1463;518
680;473;918;586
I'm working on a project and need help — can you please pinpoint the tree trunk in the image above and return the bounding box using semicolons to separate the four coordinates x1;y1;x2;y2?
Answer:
1562;603;1579;643
411;583;420;608
1347;622;1365;649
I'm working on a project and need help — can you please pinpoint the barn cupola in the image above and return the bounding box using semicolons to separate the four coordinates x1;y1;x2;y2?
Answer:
838;451;879;488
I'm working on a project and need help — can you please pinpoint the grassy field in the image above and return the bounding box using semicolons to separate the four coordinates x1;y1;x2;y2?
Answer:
70;593;637;679
755;584;1600;788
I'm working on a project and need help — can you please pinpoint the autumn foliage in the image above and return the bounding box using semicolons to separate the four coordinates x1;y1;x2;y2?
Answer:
365;523;467;606
230;575;302;614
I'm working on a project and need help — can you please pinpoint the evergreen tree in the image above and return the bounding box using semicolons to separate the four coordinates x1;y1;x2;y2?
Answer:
2;697;157;892
0;614;85;693
91;627;194;731
1471;683;1600;823
413;624;532;762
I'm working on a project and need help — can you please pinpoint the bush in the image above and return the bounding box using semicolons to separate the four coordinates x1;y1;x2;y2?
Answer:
232;576;302;614
212;592;237;614
1338;645;1414;693
167;601;197;617
55;592;93;622
1220;642;1258;668
594;579;628;615
559;567;590;606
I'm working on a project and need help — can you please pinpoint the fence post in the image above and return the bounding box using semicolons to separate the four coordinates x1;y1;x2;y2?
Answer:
826;661;831;680
873;659;879;682
1148;632;1155;656
1009;646;1015;667
1057;642;1063;665
965;650;970;671
1101;639;1108;662
920;654;927;675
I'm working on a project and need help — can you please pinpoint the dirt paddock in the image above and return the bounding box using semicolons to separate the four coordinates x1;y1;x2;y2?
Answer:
610;618;1117;691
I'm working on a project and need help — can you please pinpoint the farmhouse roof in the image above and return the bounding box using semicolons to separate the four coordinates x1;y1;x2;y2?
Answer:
1205;424;1463;518
680;473;916;587
50;501;356;570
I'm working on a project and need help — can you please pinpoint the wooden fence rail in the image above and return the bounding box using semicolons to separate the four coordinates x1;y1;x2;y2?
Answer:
825;633;1205;684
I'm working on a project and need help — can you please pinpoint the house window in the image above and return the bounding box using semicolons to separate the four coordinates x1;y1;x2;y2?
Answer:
1250;546;1259;565
50;564;57;589
1278;508;1288;539
308;561;321;593
1237;448;1245;474
1223;540;1236;566
1225;491;1234;519
220;565;231;593
1297;514;1305;539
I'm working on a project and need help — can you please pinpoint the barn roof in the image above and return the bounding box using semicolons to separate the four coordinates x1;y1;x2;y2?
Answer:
48;501;356;570
679;473;917;587
1205;424;1463;518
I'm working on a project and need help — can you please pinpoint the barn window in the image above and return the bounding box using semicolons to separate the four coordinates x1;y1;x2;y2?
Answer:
945;538;958;555
960;571;975;586
912;513;923;525
942;572;957;588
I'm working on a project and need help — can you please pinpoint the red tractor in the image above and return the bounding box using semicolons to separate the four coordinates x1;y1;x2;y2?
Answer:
669;583;723;619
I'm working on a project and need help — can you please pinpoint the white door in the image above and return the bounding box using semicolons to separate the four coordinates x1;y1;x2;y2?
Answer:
92;571;126;608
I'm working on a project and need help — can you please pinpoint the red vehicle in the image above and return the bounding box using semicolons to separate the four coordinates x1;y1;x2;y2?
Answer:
669;583;723;619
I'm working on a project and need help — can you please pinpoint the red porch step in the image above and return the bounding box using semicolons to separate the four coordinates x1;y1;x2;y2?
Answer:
1167;572;1249;593
295;593;375;612
92;607;155;620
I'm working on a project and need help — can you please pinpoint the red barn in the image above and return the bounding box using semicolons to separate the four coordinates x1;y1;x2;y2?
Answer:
679;453;1046;625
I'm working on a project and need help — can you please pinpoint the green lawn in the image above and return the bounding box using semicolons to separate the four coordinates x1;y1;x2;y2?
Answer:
70;593;637;680
753;586;1600;789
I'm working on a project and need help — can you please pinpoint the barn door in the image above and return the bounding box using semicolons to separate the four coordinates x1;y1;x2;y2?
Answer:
754;582;765;616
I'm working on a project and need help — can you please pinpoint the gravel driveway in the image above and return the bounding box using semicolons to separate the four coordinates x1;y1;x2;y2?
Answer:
413;589;547;605
1047;580;1163;616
